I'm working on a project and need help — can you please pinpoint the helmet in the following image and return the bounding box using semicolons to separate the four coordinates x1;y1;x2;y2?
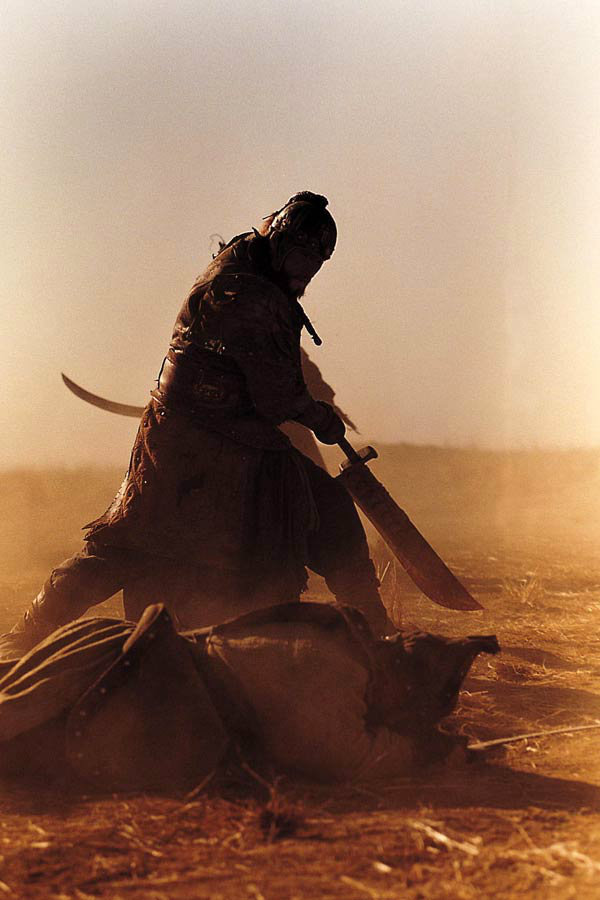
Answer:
266;192;337;270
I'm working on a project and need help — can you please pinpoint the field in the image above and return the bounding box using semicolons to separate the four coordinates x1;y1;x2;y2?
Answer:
0;446;599;898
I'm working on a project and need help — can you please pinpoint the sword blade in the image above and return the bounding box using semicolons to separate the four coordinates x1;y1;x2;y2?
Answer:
61;373;145;419
337;461;482;611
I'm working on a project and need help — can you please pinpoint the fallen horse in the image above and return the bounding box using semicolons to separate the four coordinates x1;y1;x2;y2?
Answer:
0;602;499;792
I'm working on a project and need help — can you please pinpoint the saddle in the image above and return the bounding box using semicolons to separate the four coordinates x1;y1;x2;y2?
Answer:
65;604;228;791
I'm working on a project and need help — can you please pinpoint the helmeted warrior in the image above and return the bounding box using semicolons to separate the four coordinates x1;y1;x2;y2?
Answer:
4;192;388;655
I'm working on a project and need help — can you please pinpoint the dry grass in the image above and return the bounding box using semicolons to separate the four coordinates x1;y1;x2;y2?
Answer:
502;575;547;609
0;453;599;897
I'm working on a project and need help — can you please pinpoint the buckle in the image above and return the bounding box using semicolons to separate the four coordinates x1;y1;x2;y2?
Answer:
203;338;226;355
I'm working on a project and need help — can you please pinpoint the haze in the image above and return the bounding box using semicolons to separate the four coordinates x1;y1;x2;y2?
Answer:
2;1;600;467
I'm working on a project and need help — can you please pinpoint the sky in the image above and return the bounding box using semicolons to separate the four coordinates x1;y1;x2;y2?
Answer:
2;0;600;466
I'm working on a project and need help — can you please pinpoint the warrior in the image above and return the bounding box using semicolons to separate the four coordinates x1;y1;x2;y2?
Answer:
0;602;499;790
3;192;388;656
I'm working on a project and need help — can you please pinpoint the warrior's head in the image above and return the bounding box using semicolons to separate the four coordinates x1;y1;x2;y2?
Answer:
260;192;337;297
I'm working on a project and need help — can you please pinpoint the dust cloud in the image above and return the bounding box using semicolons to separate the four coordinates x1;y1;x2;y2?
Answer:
2;446;599;607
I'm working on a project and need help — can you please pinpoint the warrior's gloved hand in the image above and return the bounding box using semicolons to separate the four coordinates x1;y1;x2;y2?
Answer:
314;405;346;444
295;400;346;444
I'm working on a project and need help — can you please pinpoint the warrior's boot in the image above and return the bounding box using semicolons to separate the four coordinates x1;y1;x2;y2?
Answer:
0;577;90;660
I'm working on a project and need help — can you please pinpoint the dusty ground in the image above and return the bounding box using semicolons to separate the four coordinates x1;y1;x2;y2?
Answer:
0;456;599;898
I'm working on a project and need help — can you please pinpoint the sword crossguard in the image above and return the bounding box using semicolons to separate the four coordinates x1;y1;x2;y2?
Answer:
338;439;378;471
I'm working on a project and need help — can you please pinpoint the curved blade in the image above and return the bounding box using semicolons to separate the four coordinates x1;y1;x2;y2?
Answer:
337;458;483;611
61;373;145;419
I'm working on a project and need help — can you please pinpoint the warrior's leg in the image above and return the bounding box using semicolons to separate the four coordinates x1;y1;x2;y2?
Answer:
128;563;305;631
302;457;391;635
123;564;226;629
4;542;134;653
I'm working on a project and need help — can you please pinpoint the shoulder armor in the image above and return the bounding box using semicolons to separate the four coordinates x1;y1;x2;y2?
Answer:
205;272;286;315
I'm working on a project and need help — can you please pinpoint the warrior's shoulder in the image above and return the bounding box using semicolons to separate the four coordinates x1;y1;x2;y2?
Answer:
208;271;286;305
207;271;286;310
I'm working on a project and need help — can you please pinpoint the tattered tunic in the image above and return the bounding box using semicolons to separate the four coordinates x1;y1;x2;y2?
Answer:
84;234;326;597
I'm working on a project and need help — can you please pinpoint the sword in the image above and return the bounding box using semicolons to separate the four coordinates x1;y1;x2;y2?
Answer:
62;374;482;610
61;373;145;418
336;438;482;611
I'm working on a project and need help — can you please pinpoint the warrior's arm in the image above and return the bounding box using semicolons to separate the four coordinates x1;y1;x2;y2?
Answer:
301;349;358;431
217;282;343;438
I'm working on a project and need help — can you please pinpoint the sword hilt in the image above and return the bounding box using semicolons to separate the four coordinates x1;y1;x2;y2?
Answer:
338;438;378;471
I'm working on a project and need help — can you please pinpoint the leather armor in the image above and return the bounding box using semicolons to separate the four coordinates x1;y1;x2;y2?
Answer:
152;234;324;449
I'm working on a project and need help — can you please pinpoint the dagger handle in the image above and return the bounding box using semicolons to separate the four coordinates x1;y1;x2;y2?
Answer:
338;437;362;464
338;439;378;470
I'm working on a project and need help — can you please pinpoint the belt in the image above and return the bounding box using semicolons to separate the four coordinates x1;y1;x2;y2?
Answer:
156;352;248;413
151;354;291;450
